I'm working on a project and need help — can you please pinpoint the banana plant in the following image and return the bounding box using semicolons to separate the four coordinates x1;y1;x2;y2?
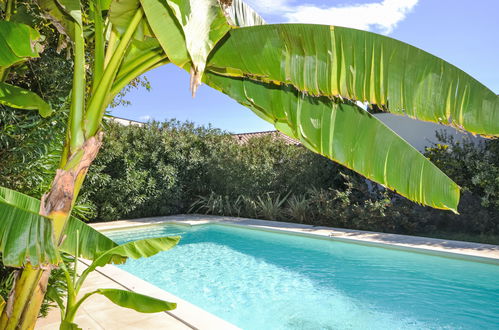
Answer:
0;186;179;329
0;0;498;328
58;235;179;329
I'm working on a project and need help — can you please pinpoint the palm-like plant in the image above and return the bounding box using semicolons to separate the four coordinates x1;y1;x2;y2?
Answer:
0;0;497;327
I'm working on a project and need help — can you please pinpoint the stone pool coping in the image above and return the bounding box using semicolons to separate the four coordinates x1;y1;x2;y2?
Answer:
94;214;499;264
80;260;240;330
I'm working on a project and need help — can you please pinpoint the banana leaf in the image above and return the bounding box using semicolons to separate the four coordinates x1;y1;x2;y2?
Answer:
0;82;52;117
140;0;191;69
0;200;59;267
206;24;499;137
0;20;41;67
164;0;230;91
95;288;176;312
92;236;180;268
56;0;83;26
222;0;265;27
37;0;76;42
108;0;152;40
0;187;123;264
204;72;460;212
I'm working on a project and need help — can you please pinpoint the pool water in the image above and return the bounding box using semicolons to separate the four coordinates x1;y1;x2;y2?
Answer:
107;224;499;330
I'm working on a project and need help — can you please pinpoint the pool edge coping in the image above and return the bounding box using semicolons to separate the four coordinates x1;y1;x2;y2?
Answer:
86;259;241;330
94;214;499;265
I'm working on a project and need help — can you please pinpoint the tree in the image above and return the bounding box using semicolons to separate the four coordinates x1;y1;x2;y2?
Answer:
0;0;497;328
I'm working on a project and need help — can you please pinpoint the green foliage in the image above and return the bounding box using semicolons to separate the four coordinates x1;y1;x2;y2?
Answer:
425;132;499;209
255;193;289;221
80;121;498;238
286;194;310;224
0;110;65;196
60;235;179;327
187;130;498;238
80;120;342;221
94;288;176;313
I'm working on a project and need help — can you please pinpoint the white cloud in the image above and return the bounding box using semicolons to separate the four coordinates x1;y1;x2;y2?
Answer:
139;115;152;121
246;0;419;34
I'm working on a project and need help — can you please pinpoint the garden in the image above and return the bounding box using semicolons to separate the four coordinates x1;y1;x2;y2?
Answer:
0;0;498;328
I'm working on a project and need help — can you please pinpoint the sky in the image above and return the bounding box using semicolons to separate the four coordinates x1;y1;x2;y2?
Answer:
110;0;499;134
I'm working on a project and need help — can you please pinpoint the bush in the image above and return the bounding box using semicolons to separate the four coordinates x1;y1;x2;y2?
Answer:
80;120;498;240
80;120;344;221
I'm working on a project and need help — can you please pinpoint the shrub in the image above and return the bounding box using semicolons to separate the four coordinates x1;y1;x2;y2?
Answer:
80;120;343;221
79;120;498;239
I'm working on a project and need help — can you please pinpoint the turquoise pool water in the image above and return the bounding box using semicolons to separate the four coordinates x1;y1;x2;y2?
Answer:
107;224;499;330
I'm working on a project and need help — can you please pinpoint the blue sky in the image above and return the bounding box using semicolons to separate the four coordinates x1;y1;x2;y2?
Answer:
111;0;499;133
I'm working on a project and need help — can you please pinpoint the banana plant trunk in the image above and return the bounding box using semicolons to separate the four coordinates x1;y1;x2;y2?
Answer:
0;134;104;329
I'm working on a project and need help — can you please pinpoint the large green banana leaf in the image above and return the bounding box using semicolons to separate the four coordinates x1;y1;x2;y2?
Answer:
0;187;124;264
136;0;464;211
140;0;263;92
0;20;41;67
0;20;52;116
59;215;126;265
0;200;59;267
140;0;191;69
204;72;460;211
222;0;265;27
206;24;499;137
56;0;83;26
92;236;180;268
95;288;176;312
0;82;52;117
164;0;230;91
108;0;151;39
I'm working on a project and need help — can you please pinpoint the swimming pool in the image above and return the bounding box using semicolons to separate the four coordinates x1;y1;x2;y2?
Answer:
107;223;499;329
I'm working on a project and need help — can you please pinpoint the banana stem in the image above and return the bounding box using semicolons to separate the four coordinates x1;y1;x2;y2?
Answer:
68;22;86;153
84;9;144;138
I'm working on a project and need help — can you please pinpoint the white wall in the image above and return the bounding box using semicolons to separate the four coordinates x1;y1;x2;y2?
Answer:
374;113;482;152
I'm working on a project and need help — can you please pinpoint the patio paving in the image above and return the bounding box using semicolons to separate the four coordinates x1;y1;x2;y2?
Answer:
35;261;193;330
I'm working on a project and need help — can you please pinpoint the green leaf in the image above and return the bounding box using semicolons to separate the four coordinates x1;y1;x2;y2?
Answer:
207;24;499;137
0;200;60;267
140;0;190;68
164;0;231;87
59;215;126;265
204;72;460;212
0;20;41;67
220;0;265;27
38;0;76;42
108;0;152;40
57;0;83;26
0;81;53;117
109;0;140;34
0;186;123;263
96;289;176;312
0;186;39;212
93;236;180;268
60;320;82;330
